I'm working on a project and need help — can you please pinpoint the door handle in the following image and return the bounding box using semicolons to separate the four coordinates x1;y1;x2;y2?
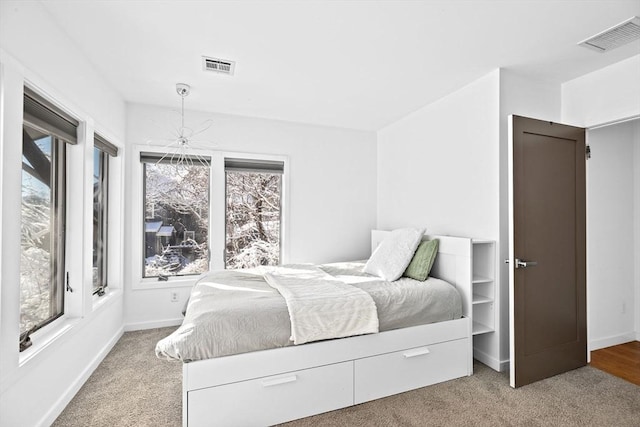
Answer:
515;258;538;269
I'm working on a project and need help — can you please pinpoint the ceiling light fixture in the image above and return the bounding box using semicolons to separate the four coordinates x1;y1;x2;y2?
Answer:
149;83;213;168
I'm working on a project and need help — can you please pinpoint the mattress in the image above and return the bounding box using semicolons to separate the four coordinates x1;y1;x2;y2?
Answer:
155;261;462;362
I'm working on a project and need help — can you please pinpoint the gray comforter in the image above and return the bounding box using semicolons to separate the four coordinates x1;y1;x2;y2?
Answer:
155;261;462;362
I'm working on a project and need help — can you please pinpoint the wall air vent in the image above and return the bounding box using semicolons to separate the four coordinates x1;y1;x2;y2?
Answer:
202;56;235;75
578;16;640;52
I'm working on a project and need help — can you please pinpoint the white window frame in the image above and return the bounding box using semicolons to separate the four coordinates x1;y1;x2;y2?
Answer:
90;127;124;308
92;132;120;297
131;145;288;289
19;86;79;353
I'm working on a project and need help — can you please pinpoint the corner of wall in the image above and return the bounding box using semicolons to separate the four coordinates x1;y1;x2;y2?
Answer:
561;54;640;127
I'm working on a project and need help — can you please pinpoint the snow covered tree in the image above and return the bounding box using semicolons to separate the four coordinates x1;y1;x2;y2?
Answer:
225;171;281;269
144;163;210;276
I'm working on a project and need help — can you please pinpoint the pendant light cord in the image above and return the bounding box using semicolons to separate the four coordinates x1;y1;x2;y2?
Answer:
181;95;185;130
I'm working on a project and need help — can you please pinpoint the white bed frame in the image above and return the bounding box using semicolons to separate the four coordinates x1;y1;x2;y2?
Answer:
182;231;473;426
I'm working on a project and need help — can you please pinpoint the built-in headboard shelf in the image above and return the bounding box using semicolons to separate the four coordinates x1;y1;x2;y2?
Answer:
371;230;473;319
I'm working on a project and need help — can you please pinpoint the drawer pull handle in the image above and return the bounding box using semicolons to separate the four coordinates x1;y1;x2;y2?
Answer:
262;375;297;388
403;347;431;358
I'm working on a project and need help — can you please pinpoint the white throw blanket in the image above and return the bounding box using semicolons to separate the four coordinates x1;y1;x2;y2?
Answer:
263;265;379;345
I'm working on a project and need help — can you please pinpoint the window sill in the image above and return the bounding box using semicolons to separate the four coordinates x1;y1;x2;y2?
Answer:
92;286;122;309
19;289;123;367
132;274;203;290
19;316;79;367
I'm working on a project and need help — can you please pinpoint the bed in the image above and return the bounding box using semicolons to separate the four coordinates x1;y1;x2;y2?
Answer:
159;230;473;427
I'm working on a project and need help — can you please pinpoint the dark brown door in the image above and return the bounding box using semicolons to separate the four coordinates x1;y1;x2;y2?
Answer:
509;115;587;388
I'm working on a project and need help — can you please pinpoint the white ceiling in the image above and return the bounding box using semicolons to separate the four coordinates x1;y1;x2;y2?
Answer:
40;0;640;131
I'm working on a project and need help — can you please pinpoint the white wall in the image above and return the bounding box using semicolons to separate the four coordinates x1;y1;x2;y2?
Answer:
586;120;639;350
562;54;640;127
377;70;504;368
377;70;500;238
0;2;126;426
124;103;377;329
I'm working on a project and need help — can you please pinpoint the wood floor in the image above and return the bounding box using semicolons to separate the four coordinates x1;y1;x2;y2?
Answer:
590;341;640;386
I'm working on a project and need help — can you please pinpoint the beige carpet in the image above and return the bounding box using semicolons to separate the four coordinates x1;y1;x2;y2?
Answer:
53;327;182;427
54;327;640;426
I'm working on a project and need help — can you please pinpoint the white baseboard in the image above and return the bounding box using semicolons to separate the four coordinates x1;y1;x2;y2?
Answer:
473;347;507;372
589;331;637;351
124;318;183;332
41;326;124;427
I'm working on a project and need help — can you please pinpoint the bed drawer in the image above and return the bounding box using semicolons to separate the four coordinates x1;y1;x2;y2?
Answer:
187;361;353;427
354;337;469;404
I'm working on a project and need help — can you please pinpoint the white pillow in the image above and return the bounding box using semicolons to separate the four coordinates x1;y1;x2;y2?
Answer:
364;228;425;281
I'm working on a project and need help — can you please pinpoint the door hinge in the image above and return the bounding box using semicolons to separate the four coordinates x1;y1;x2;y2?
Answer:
586;145;591;160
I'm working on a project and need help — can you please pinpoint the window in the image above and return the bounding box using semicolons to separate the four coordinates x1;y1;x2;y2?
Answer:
225;158;283;269
20;88;78;350
93;134;118;295
141;154;210;278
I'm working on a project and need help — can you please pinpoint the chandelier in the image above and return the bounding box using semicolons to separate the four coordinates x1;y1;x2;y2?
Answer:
150;83;213;168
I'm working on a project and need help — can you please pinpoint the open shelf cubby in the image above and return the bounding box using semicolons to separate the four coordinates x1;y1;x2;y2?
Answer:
471;240;495;336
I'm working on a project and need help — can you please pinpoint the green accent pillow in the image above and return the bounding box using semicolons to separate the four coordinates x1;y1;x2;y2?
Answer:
403;239;439;281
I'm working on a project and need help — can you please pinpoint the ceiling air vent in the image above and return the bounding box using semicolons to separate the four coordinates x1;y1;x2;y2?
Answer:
578;16;640;52
202;56;235;75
